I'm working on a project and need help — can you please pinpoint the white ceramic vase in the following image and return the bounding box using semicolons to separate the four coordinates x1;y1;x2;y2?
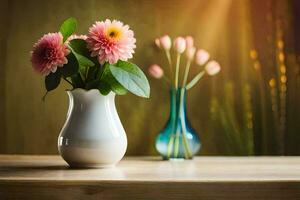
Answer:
58;88;127;168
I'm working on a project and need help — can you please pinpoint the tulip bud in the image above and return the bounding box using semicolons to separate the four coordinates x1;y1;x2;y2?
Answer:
186;46;196;60
155;38;161;48
174;37;186;54
159;35;171;50
185;36;194;48
205;60;221;76
148;64;164;79
195;49;210;66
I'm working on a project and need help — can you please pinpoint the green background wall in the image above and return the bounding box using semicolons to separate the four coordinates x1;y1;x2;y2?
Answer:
0;0;299;155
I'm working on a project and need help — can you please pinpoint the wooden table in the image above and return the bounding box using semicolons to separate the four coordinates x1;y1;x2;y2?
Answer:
0;155;300;200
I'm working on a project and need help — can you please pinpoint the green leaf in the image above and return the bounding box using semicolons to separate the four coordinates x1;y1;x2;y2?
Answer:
68;39;95;79
69;39;90;57
76;53;95;68
85;79;99;90
45;71;61;91
86;66;99;82
109;61;150;98
60;52;79;78
84;63;126;95
185;71;205;90
110;81;128;95
70;74;84;88
59;17;77;42
97;81;111;95
100;63;127;95
68;46;95;69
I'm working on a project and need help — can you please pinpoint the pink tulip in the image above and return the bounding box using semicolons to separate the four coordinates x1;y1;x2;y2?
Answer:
173;37;186;54
205;60;221;76
155;38;160;48
159;35;171;50
186;46;196;60
148;64;164;79
185;36;194;48
195;49;210;65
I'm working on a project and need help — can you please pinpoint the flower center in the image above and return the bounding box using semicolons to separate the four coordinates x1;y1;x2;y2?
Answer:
109;31;116;37
106;27;123;41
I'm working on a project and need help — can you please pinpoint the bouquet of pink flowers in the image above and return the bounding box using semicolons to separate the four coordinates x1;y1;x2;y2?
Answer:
31;18;150;99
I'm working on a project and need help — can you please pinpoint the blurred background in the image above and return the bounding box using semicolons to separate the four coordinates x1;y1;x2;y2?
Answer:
0;0;299;155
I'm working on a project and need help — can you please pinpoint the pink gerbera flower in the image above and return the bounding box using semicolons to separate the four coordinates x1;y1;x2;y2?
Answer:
31;33;69;76
86;19;136;64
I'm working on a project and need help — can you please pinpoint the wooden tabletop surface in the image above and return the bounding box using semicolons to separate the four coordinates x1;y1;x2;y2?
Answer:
0;155;300;199
0;155;300;182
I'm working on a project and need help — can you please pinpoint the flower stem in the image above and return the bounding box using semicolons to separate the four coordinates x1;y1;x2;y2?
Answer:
182;60;191;87
165;50;172;72
78;72;85;84
85;67;89;81
99;62;109;80
94;65;100;79
169;90;178;158
174;131;180;158
185;71;205;90
175;53;181;89
165;50;174;86
167;134;175;158
172;88;193;159
179;88;192;158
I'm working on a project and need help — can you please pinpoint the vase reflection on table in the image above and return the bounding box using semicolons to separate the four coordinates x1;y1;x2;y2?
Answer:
149;35;221;160
156;88;200;159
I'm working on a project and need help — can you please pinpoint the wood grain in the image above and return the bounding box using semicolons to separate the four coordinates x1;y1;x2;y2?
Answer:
0;155;300;199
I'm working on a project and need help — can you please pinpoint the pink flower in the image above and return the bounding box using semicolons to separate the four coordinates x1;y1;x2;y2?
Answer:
185;36;194;48
186;47;196;60
174;37;186;54
155;38;160;48
31;32;69;76
205;60;221;76
159;35;171;50
196;49;210;65
86;19;136;64
148;64;164;79
67;34;88;42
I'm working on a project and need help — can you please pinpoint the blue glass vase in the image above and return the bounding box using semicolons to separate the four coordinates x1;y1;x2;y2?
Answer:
155;88;201;160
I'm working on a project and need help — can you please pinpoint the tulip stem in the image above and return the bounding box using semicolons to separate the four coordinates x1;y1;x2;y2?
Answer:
182;60;191;87
174;131;180;158
186;71;205;90
165;50;174;85
179;88;192;158
167;134;175;158
175;53;181;89
166;50;172;67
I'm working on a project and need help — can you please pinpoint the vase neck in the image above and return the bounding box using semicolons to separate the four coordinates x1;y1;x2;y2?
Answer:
169;88;187;121
67;89;115;104
66;89;116;116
